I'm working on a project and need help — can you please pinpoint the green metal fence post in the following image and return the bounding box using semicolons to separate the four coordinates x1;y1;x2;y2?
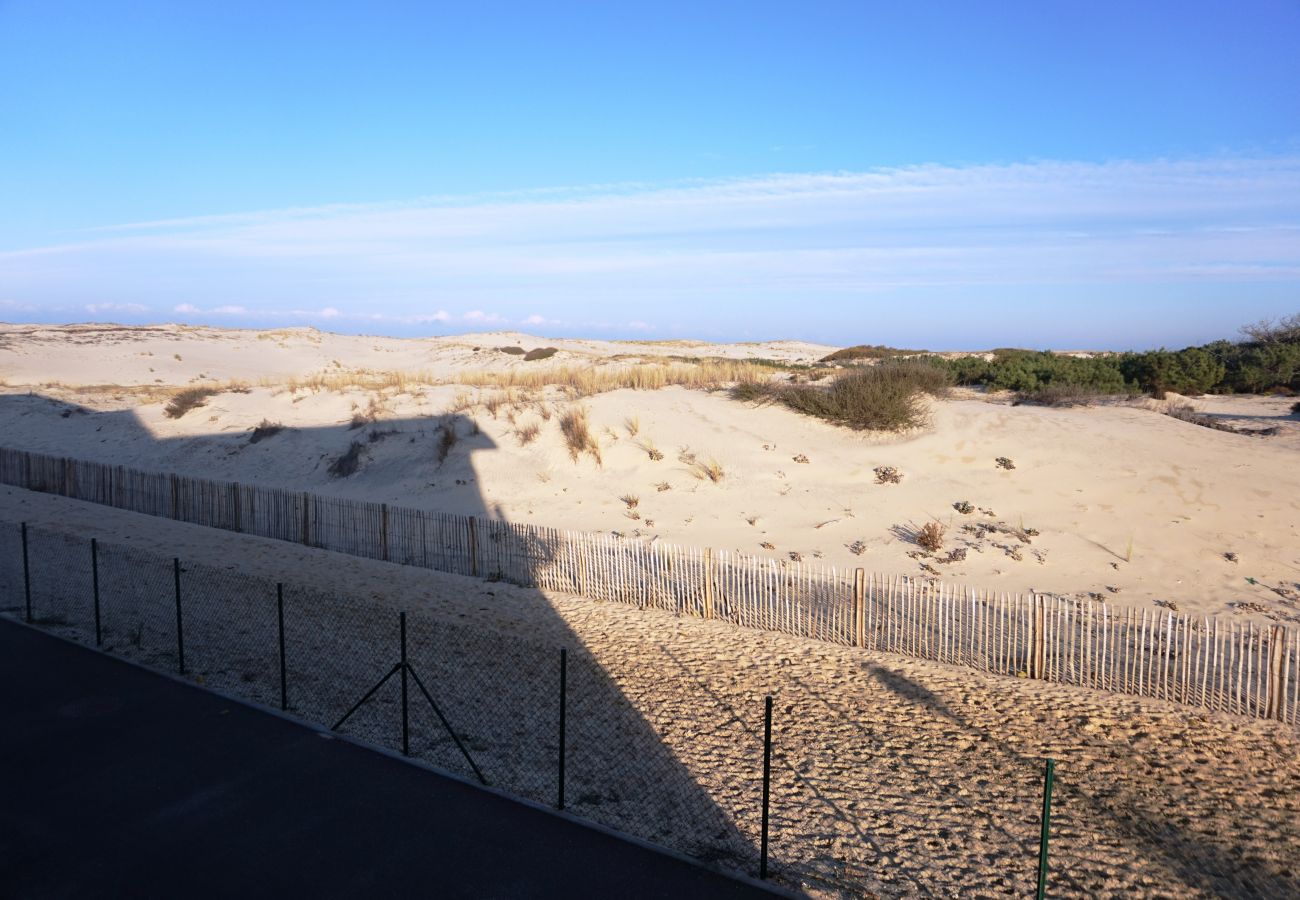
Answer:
1037;757;1056;900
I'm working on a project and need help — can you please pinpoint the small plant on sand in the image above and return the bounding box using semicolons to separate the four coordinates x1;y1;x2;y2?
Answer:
656;481;672;492
995;457;1016;470
689;457;725;483
559;406;602;464
848;540;867;555
792;453;810;464
874;466;903;484
620;494;640;509
484;393;503;418
917;521;946;553
327;441;365;478
164;386;218;419
953;501;975;514
636;438;664;460
448;391;473;414
515;422;541;446
624;416;640;437
248;419;284;444
436;422;459;465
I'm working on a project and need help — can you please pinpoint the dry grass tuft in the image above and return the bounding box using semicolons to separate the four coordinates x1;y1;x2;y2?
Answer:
164;386;218;419
436;422;459;465
689;457;725;483
620;494;640;509
624;416;640;437
515;422;541;446
460;359;765;396
559;406;601;464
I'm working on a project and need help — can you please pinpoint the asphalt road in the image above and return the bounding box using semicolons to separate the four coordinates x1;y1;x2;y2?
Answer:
0;620;782;899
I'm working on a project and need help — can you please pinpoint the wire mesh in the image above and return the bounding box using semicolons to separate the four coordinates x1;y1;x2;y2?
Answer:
4;519;1299;898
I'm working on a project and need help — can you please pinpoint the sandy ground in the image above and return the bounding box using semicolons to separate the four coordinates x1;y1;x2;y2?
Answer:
2;486;1298;899
1;323;1297;623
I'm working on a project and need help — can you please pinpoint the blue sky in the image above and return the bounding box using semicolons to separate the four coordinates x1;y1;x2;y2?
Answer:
1;0;1297;349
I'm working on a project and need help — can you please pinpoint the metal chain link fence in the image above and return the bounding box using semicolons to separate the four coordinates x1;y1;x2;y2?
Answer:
3;520;1297;898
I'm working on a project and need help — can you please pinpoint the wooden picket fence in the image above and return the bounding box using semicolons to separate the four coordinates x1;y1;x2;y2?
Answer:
1;445;1295;726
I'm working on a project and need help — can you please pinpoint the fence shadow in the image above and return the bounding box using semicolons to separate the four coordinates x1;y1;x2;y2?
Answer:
0;391;764;878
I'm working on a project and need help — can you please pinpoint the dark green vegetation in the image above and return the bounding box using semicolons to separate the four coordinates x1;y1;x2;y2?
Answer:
739;313;1299;430
820;344;926;363
928;312;1300;401
523;347;559;361
499;346;526;355
732;360;950;431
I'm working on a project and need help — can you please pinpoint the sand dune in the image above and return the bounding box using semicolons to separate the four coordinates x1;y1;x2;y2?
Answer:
1;323;1296;623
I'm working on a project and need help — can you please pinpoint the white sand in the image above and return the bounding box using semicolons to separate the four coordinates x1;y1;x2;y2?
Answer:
1;323;1297;623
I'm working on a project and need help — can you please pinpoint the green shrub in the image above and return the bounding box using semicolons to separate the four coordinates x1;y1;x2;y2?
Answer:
733;360;950;431
1120;347;1226;397
930;351;1129;394
523;347;558;361
499;346;526;355
821;344;926;363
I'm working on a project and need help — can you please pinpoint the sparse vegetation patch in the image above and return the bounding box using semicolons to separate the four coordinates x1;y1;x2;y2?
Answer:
248;419;284;443
164;386;218;419
327;441;364;478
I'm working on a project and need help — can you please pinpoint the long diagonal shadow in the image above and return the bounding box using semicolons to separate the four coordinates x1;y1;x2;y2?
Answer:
0;392;762;878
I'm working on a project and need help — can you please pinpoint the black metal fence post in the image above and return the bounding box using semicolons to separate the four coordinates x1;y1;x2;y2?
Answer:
173;557;185;675
557;648;567;810
277;583;287;711
760;694;773;880
21;522;32;623
400;611;409;756
91;538;101;646
1037;757;1056;900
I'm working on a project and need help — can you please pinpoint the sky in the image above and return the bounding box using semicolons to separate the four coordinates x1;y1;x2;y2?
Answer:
1;0;1298;349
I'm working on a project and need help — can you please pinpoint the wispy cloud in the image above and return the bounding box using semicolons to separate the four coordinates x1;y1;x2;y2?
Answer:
84;302;146;313
3;155;1298;339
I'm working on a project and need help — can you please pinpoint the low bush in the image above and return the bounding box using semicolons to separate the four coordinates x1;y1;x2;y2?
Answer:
327;441;364;478
499;346;526;355
523;347;558;362
917;521;946;552
1013;384;1105;407
733;360;950;431
248;419;284;443
164;386;218;419
820;344;926;363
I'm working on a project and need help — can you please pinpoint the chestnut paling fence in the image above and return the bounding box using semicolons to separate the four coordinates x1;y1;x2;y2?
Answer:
0;445;1295;727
